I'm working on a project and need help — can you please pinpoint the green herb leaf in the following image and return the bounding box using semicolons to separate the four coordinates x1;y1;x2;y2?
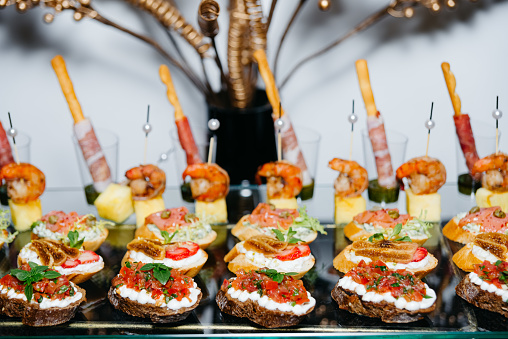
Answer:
495;260;503;266
368;233;385;242
423;295;432;299
160;230;178;244
24;284;33;302
255;268;296;283
68;230;84;249
391;282;400;287
272;229;285;242
391;223;402;238
30;221;43;230
394;236;412;242
10;269;29;281
125;261;131;268
44;270;61;279
140;263;172;285
29;262;48;275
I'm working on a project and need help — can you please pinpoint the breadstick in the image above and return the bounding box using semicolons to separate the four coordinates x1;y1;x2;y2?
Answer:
355;59;377;117
159;65;185;121
441;62;461;116
51;55;85;124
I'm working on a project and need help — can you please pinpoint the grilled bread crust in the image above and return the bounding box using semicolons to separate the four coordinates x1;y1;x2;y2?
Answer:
442;218;476;244
456;275;508;318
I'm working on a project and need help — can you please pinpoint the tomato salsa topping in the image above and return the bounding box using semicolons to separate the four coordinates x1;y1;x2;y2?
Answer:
113;262;194;304
222;268;309;305
353;209;412;229
145;207;197;231
459;207;508;233
247;203;299;229
346;260;430;302
474;260;508;289
0;262;74;303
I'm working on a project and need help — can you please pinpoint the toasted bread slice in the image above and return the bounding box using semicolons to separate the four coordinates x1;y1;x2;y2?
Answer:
442;217;476;244
17;240;104;284
343;221;428;246
108;286;201;323
452;233;508;271
456;274;508;318
231;215;318;243
224;236;315;279
331;282;435;323
333;241;437;278
31;228;108;252
121;238;208;278
134;224;217;250
0;285;86;327
216;282;315;328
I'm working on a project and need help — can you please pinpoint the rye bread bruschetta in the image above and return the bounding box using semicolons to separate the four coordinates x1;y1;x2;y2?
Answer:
224;235;315;279
344;208;432;246
216;268;316;328
331;260;436;323
31;211;109;252
0;262;86;326
122;238;207;278
108;261;202;323
134;207;217;249
333;237;437;278
17;238;104;284
456;260;508;318
231;203;325;244
443;206;508;244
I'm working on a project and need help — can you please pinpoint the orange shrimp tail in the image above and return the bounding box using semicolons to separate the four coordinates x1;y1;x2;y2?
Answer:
183;163;230;201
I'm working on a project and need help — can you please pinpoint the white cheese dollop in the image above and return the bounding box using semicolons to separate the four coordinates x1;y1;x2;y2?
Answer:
0;281;83;309
116;282;200;310
468;272;508;302
471;245;500;263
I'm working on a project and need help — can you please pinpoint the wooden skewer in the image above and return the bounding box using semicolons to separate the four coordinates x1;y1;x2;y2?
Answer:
425;102;434;158
159;65;185;121
7;113;19;165
349;100;355;161
208;136;214;164
496;96;499;155
143;105;150;165
441;62;462;116
355;60;377;117
277;103;282;162
51;55;85;124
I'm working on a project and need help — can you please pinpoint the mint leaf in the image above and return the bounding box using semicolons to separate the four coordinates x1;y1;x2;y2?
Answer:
140;263;172;285
391;223;402;238
29;262;48;275
10;269;29;281
256;268;296;283
68;230;84;249
161;230;178;244
140;263;156;271
394;236;412;242
288;237;303;244
24;284;33;302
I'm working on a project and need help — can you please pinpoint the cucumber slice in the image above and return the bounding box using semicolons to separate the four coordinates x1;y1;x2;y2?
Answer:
0;184;8;206
457;173;482;195
180;182;195;203
367;179;399;203
298;179;315;201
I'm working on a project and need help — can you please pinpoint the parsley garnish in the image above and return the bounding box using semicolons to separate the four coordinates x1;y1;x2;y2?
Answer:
375;265;387;272
10;262;62;302
141;263;173;285
160;230;178;244
255;268;297;283
293;207;327;235
67;230;84;249
368;233;385;242
423;295;432;299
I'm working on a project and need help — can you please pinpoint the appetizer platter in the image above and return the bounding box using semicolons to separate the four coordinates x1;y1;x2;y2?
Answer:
0;184;506;337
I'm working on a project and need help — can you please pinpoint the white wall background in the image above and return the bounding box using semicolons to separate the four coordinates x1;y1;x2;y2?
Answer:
0;0;507;188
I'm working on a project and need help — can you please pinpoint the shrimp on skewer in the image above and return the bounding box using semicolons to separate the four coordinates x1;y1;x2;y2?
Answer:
256;161;303;199
328;159;368;198
125;164;166;200
472;153;508;192
396;156;446;195
0;163;45;204
182;163;230;202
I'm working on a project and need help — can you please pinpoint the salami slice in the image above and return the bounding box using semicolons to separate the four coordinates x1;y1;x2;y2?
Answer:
367;113;396;188
278;114;312;186
74;118;112;192
0;122;14;168
453;114;479;174
176;117;202;166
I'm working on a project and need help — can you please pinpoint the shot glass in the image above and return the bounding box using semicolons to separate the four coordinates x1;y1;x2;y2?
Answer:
362;129;408;208
0;132;31;205
72;128;118;205
456;118;498;196
281;125;321;201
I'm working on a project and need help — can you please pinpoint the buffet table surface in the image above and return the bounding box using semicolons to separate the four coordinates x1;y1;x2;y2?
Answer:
1;184;507;338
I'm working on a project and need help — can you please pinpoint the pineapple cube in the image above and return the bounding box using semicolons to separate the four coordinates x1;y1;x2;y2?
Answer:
134;196;165;228
406;188;441;222
9;198;42;232
195;198;227;223
476;188;508;213
334;195;366;225
267;198;298;210
94;183;134;223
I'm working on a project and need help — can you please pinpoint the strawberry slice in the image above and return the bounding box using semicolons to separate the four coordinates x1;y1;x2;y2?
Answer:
275;245;311;261
166;247;191;260
179;242;200;256
62;259;79;268
78;251;100;264
411;247;428;262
